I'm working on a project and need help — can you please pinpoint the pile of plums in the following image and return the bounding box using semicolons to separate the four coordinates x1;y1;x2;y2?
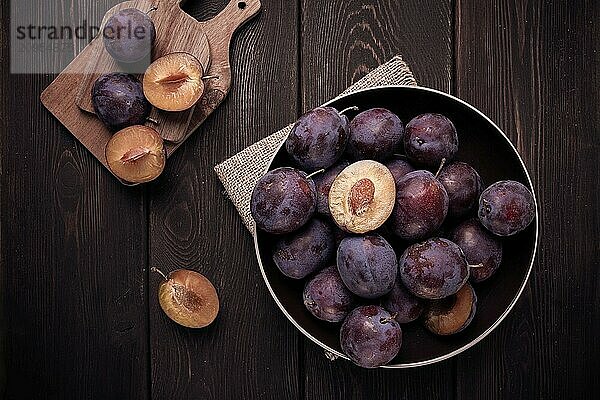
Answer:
92;8;209;184
251;106;535;368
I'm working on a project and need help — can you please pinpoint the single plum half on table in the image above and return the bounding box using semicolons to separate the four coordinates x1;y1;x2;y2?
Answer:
389;170;449;241
438;161;483;219
451;219;503;283
404;113;458;168
478;180;536;236
103;8;156;65
92;73;152;131
303;266;356;322
399;238;469;300
286;107;350;171
250;167;317;234
143;52;205;112
105;125;166;184
346;108;404;161
337;234;397;299
340;305;402;368
423;282;477;335
328;160;396;234
272;218;335;279
153;268;219;329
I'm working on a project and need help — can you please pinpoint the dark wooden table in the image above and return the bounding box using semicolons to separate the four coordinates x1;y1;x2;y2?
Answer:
1;0;598;399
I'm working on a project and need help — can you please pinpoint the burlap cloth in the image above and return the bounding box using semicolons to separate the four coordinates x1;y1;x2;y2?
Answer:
214;55;417;232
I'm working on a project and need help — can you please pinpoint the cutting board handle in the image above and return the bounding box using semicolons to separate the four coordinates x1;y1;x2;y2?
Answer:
201;0;262;34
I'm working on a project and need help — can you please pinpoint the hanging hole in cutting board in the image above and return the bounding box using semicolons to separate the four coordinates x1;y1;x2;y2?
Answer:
238;2;247;9
185;0;228;22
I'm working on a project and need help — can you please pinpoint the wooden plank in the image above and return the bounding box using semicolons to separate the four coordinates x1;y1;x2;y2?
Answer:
147;1;301;399
0;1;149;398
300;1;455;397
455;0;600;398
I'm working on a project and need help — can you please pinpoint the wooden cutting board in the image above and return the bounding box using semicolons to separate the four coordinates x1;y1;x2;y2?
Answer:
40;0;261;184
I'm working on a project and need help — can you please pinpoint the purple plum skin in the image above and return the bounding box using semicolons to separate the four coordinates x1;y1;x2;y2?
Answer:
337;235;397;299
451;219;503;283
103;8;156;64
92;73;151;131
399;238;469;299
381;279;424;323
303;266;356;322
313;161;350;217
438;162;483;219
389;170;449;241
386;158;416;185
286;107;348;171
478;180;535;236
251;167;316;234
272;218;335;279
347;108;404;161
404;113;458;167
340;305;402;368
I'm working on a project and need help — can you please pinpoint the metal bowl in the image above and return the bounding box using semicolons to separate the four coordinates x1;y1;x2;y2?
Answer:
253;86;539;368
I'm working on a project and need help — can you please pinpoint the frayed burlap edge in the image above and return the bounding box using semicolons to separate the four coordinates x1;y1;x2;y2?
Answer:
214;55;417;232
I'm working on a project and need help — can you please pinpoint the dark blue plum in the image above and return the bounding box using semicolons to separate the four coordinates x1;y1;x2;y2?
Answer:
399;238;469;299
272;218;335;279
340;305;402;368
451;219;502;283
381;278;424;323
404;113;458;167
478;180;535;236
103;8;155;65
337;234;397;299
303;266;356;322
92;73;152;131
313;161;350;217
286;107;348;171
386;158;416;185
389;170;449;241
347;108;404;161
250;167;316;234
438;162;483;219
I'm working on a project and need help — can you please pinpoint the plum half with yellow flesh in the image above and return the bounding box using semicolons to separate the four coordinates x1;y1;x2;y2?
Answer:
423;282;477;335
328;160;395;234
105;125;166;184
154;268;219;329
143;52;205;112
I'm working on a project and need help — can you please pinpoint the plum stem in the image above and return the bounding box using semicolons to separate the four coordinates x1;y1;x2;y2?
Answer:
202;75;220;81
434;158;447;179
339;106;359;115
147;6;158;13
147;117;159;124
306;169;325;179
469;263;485;269
151;267;168;281
380;313;398;324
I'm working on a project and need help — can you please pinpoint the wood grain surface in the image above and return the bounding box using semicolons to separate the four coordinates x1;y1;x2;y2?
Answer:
2;0;599;399
40;0;260;182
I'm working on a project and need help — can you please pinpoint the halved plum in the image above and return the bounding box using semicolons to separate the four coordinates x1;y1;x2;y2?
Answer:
143;52;205;112
328;160;395;234
105;125;166;183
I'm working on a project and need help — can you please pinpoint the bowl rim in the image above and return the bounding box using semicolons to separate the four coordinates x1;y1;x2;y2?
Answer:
252;84;540;368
